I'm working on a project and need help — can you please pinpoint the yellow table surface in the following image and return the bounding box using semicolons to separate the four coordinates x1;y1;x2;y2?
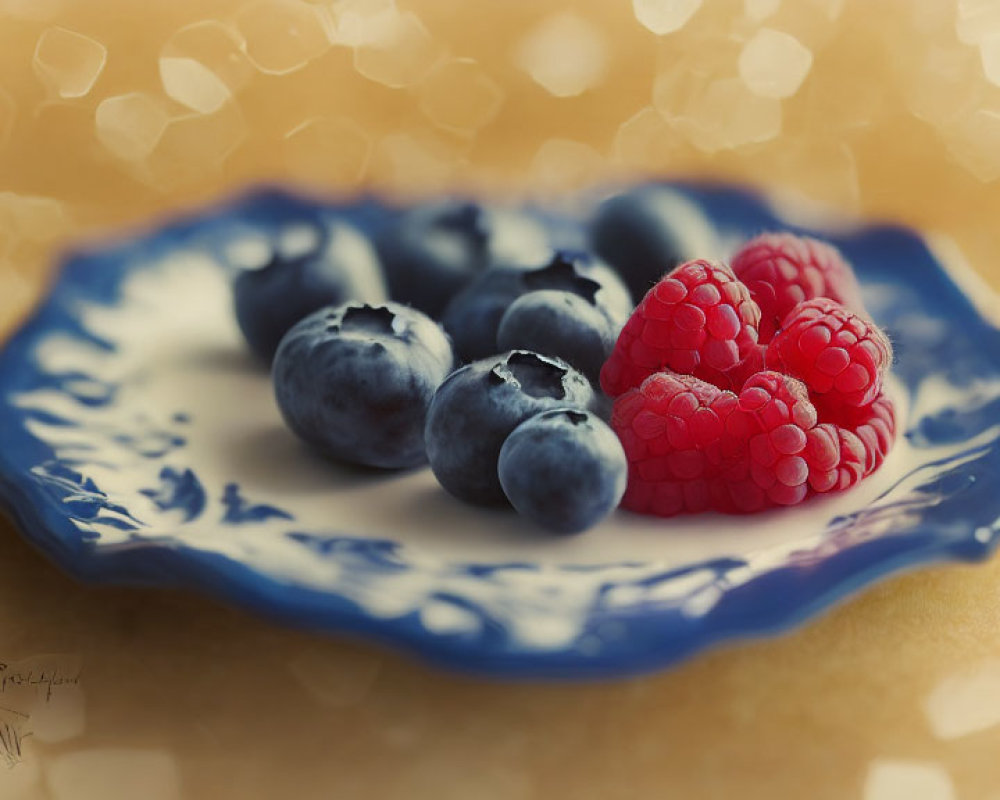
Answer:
1;1;999;797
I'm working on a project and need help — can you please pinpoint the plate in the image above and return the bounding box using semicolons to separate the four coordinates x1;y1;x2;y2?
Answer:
1;183;999;680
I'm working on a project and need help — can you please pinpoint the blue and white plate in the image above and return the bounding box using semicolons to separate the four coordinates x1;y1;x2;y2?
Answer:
1;184;998;679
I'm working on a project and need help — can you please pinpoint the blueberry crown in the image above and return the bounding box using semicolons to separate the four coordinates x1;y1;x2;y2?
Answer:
489;351;568;399
523;253;601;305
327;304;403;337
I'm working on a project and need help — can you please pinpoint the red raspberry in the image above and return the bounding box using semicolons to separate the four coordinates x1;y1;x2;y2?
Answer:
855;393;896;476
600;259;761;397
699;342;767;392
721;371;819;512
767;298;892;408
731;232;865;342
612;370;829;516
806;392;896;493
611;372;741;516
804;424;867;493
611;369;896;517
830;391;896;475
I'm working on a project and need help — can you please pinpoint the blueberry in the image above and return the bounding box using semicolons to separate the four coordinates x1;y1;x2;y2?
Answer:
441;250;631;363
439;267;527;363
520;250;632;321
589;185;719;302
373;199;551;318
424;351;595;505
233;220;387;362
498;408;627;534
496;290;619;386
273;302;454;469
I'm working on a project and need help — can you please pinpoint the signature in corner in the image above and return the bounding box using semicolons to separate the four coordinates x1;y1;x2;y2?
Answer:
0;662;81;703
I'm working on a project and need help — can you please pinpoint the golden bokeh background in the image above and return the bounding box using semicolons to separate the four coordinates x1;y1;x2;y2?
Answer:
1;1;999;798
1;0;999;326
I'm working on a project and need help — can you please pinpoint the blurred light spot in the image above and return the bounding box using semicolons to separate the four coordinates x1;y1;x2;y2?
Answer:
739;28;813;98
283;115;371;187
744;0;781;22
514;12;608;97
418;58;504;134
95;93;171;161
925;658;1000;739
633;0;702;35
235;0;330;75
956;0;1000;46
352;10;440;89
159;58;231;114
33;27;107;99
863;760;955;800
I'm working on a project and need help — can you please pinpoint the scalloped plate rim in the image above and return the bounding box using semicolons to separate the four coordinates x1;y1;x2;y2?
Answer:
0;182;998;681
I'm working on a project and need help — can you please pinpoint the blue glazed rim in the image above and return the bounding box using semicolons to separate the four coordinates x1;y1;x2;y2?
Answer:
1;182;998;680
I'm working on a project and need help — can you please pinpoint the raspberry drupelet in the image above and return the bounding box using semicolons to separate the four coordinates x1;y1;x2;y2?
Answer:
600;259;761;397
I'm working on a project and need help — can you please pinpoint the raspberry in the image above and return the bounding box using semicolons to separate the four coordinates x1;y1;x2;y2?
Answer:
804;424;866;493
721;371;819;512
603;242;896;520
767;298;892;408
611;368;896;517
827;391;896;476
805;392;896;493
731;232;865;342
611;372;740;517
699;342;766;392
612;370;826;516
855;393;896;475
600;259;761;397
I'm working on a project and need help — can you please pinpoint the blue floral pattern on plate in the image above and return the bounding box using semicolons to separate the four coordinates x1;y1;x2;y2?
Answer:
1;184;998;679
